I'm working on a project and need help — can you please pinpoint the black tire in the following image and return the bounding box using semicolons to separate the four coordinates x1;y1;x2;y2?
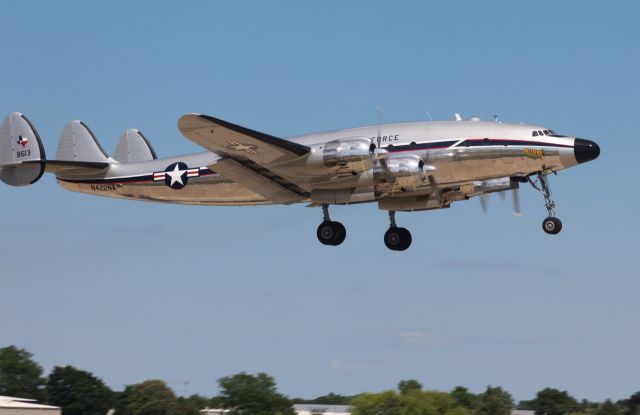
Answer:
384;227;412;251
542;217;563;235
397;227;412;251
317;221;336;245
317;221;346;246
330;221;346;246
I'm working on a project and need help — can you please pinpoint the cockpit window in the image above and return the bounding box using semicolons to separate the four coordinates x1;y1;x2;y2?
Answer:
548;129;567;137
532;131;539;136
543;130;551;135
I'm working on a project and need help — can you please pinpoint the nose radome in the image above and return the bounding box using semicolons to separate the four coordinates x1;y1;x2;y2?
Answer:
574;138;600;164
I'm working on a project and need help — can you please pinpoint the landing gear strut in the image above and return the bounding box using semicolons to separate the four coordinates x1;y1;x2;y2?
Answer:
528;172;563;235
384;211;412;251
316;204;346;246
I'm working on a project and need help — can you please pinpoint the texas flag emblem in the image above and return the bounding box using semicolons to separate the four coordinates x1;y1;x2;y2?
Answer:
17;135;29;148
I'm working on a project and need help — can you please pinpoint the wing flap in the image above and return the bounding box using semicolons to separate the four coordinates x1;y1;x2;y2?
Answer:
212;158;306;204
179;114;309;166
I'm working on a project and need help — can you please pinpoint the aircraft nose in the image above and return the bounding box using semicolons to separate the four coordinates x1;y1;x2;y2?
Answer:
574;138;600;164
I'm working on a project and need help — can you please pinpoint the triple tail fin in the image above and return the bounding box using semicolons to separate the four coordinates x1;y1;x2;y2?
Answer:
56;120;110;163
114;129;157;163
0;112;46;186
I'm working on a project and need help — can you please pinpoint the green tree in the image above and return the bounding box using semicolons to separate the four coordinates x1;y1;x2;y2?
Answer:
530;388;580;415
399;380;423;395
46;365;113;415
476;386;513;415
175;394;209;415
450;386;478;411
0;346;44;399
625;392;640;415
119;379;179;415
595;400;622;415
351;391;403;415
351;389;472;415
297;392;353;405
217;372;294;415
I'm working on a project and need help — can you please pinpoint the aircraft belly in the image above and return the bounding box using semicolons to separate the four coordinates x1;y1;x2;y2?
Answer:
57;177;272;206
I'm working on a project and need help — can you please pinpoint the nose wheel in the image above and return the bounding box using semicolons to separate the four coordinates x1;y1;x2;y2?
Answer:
384;211;412;251
316;204;346;246
542;217;562;234
529;172;563;235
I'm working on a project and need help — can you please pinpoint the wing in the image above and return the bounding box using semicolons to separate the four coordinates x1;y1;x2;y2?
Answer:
178;114;310;204
178;114;309;165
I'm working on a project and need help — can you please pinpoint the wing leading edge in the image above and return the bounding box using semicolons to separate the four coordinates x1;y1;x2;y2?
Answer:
178;113;309;164
178;113;311;204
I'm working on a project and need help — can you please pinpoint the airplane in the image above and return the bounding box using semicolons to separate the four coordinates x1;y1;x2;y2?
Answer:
0;111;599;251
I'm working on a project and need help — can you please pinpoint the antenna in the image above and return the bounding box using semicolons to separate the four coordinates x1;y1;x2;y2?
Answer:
425;110;433;121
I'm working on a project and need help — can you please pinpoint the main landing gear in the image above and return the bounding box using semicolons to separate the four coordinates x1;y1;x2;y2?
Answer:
528;172;562;235
316;204;347;246
384;211;412;251
316;205;412;250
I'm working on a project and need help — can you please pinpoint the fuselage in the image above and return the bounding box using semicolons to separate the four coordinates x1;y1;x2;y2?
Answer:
56;119;599;208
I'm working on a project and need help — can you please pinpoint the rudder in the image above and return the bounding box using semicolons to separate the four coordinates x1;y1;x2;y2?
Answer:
56;120;110;163
0;112;46;186
114;129;157;163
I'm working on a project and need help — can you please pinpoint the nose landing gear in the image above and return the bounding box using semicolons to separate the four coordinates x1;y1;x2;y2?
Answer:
529;172;563;235
316;204;347;246
384;211;412;251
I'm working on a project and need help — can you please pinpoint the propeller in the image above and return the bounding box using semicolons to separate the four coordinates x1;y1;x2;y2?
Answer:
480;194;489;213
375;106;384;149
512;188;522;216
479;188;522;216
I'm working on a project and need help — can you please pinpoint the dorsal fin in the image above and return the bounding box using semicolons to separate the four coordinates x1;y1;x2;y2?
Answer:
114;129;157;163
56;120;109;162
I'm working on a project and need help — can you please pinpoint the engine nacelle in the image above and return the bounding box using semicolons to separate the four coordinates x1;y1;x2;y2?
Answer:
473;176;517;194
321;137;376;176
374;154;425;192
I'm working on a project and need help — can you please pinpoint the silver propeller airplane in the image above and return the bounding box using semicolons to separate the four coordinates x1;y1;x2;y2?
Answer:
0;112;599;250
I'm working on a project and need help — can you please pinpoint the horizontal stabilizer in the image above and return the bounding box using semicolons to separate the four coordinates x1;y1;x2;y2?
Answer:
114;129;157;163
21;159;109;175
0;112;46;186
56;120;110;163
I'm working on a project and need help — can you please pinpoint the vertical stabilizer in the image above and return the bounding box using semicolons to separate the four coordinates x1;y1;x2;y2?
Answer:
114;129;157;163
0;112;46;186
56;120;110;162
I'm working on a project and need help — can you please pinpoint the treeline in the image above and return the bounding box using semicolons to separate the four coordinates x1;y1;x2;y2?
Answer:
1;345;639;415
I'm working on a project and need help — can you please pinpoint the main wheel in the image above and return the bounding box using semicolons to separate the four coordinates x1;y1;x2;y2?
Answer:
542;217;562;235
330;221;346;245
384;227;412;251
317;221;346;246
397;227;412;251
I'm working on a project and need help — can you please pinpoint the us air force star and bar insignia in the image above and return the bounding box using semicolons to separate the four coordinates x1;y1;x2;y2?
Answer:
153;162;201;190
226;139;258;154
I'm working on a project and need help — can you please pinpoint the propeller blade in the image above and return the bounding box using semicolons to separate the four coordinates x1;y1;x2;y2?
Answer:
428;175;441;200
512;188;522;216
480;194;489;213
376;107;384;149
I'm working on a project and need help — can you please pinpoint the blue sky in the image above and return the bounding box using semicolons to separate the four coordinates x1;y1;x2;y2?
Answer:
0;0;638;403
